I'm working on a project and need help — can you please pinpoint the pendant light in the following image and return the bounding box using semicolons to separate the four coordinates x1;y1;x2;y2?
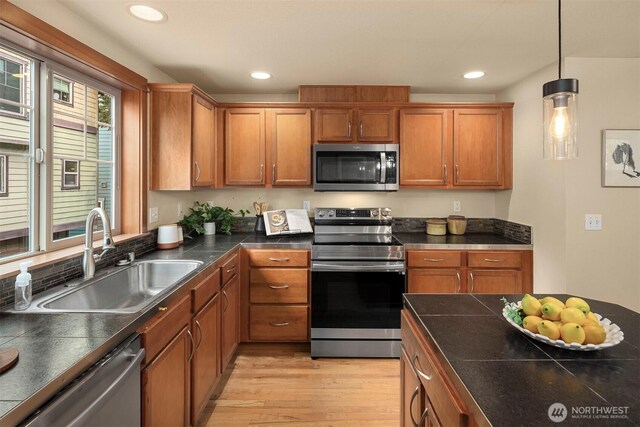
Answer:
543;0;579;160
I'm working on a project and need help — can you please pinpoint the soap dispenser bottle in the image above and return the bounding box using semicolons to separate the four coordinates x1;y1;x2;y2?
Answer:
14;260;33;310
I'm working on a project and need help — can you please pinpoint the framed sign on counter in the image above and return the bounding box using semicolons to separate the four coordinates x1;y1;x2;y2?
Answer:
602;129;640;187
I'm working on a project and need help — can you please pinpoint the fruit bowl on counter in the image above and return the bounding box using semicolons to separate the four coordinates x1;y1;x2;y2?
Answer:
501;296;624;351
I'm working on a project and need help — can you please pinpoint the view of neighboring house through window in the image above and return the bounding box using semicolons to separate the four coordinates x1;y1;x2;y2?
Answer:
0;46;32;259
53;75;72;104
61;159;80;189
0;155;7;196
0;43;120;261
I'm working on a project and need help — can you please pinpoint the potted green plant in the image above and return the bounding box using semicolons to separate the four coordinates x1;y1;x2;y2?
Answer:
178;202;248;237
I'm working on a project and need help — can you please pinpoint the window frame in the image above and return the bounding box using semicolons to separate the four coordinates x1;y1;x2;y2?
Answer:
52;74;73;106
0;154;7;196
60;158;80;190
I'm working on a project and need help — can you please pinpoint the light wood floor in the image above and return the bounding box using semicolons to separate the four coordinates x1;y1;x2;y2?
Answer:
198;343;400;427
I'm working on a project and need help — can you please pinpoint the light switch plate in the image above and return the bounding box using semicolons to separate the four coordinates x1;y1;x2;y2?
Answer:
149;207;159;224
303;200;311;212
585;214;602;231
453;201;461;212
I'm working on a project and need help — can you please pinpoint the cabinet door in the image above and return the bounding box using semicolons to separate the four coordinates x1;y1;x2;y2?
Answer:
400;109;452;187
468;269;522;294
401;347;426;427
267;109;312;186
453;109;502;187
408;269;462;293
142;326;191;427
221;274;239;370
356;109;395;142
191;293;220;424
315;109;354;142
225;108;266;185
191;95;215;187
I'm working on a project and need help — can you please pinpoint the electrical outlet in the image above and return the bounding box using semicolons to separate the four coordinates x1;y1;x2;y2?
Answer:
453;201;461;212
149;207;159;224
177;203;183;218
585;214;602;231
303;200;311;212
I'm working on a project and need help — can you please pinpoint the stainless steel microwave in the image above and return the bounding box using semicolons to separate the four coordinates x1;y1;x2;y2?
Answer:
313;144;399;191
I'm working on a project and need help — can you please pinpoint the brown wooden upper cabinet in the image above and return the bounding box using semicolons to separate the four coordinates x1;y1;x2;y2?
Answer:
315;108;396;143
149;83;216;190
399;105;513;189
225;108;311;187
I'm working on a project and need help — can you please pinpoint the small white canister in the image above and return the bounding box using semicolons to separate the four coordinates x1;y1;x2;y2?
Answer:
426;218;447;235
204;222;216;235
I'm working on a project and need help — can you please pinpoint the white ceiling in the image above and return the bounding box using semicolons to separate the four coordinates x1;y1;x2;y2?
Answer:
46;0;640;95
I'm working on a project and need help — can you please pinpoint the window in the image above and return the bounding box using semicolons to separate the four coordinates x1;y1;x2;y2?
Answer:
0;43;121;260
0;155;7;196
0;54;25;116
53;75;72;105
61;159;79;189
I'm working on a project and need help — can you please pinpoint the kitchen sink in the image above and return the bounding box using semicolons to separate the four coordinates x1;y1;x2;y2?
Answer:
31;260;202;313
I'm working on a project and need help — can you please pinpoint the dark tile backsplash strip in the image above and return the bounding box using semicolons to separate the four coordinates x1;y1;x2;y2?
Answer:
0;232;157;309
392;217;531;244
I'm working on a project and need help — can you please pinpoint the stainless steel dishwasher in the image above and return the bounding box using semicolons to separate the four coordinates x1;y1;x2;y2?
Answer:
22;334;144;427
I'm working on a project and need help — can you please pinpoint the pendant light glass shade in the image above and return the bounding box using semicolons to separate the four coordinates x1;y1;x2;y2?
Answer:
543;78;579;159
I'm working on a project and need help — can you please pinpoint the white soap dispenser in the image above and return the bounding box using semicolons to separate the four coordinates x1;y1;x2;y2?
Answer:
14;260;33;310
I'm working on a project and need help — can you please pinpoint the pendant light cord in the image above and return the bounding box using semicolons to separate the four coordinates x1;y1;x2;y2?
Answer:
558;0;562;79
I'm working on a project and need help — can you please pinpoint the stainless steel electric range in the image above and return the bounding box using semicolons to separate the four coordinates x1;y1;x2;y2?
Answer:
310;207;405;358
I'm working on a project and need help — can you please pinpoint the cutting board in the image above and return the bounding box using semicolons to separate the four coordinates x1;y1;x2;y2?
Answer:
0;348;19;374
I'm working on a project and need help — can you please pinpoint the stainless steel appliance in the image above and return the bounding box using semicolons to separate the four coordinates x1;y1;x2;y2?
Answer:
313;144;399;191
23;334;144;427
311;207;405;358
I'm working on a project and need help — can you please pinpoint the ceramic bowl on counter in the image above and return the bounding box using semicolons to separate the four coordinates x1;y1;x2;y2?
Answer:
447;215;467;235
425;218;447;235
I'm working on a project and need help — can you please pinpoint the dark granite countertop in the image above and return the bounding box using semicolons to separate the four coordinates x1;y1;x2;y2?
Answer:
394;232;532;250
403;294;640;426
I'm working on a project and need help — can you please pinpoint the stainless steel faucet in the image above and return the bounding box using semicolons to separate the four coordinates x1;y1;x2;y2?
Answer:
82;207;116;279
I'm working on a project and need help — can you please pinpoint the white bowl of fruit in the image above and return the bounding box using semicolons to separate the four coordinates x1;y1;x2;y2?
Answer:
502;295;624;351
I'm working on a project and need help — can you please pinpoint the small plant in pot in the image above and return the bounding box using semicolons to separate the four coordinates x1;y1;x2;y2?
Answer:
178;202;249;237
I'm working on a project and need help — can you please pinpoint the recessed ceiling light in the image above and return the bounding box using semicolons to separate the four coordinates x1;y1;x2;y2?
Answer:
128;4;167;22
250;71;272;80
463;71;485;79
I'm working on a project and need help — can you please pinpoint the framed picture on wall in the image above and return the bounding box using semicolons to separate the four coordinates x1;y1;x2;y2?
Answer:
602;129;640;187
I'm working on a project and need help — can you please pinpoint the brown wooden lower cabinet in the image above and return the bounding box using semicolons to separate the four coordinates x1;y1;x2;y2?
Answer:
221;273;240;369
401;310;469;427
468;269;522;294
142;325;191;427
191;292;220;423
408;269;462;294
249;305;308;341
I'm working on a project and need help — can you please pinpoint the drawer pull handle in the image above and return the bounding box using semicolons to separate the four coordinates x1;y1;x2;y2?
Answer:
423;258;444;262
268;285;290;289
483;258;505;262
419;406;430;426
269;322;290;327
469;272;475;293
268;257;290;262
409;385;420;427
456;272;461;293
412;354;432;382
158;306;168;312
226;267;236;273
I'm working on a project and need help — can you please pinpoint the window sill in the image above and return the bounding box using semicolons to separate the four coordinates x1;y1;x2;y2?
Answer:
0;233;148;279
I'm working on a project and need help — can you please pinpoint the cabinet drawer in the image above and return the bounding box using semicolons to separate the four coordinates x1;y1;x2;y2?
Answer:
408;269;462;293
139;293;191;365
401;310;467;427
221;252;239;284
248;250;309;268
407;251;463;268
250;306;308;341
467;251;522;268
191;268;220;313
250;269;308;303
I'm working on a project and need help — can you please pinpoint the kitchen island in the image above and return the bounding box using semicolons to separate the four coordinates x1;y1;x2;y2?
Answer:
402;294;639;426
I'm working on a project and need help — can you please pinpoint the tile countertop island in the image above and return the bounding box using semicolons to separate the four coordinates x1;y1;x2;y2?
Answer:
403;294;640;426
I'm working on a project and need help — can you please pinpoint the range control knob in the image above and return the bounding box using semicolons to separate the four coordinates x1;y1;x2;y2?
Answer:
328;210;335;217
370;209;378;218
317;210;325;218
381;208;392;218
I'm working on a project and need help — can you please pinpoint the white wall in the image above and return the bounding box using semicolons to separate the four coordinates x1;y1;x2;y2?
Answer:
497;58;640;311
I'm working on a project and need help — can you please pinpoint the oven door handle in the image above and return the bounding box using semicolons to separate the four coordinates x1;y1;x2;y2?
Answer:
311;262;405;273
